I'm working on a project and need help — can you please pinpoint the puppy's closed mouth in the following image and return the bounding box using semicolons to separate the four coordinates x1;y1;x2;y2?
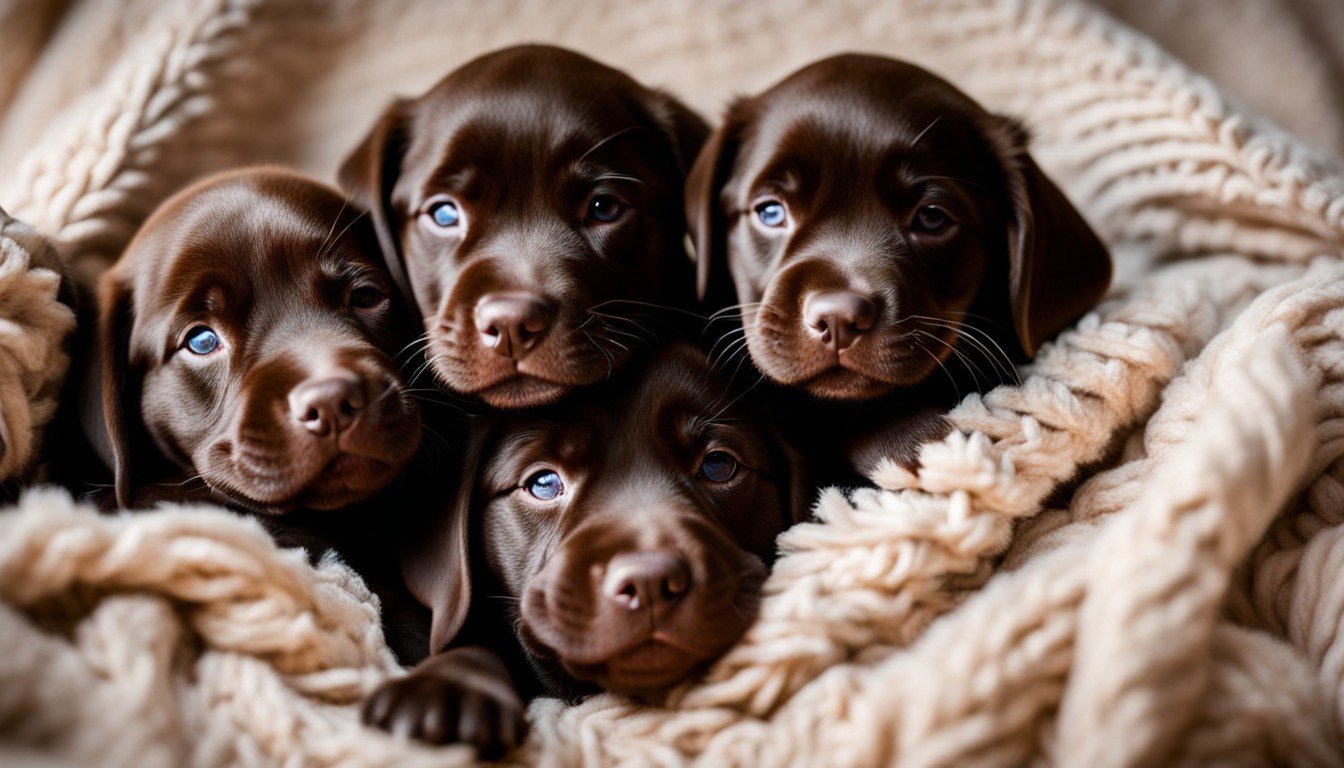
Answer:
594;639;706;692
297;455;403;509
556;636;714;696
519;574;748;696
799;364;898;400
427;337;602;408
217;444;404;512
792;329;959;399
473;373;572;409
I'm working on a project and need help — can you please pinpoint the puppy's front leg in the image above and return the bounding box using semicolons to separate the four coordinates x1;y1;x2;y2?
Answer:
363;645;526;756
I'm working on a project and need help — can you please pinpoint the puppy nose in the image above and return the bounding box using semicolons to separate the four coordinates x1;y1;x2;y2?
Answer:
288;373;365;436
475;293;553;361
803;290;878;351
601;550;691;612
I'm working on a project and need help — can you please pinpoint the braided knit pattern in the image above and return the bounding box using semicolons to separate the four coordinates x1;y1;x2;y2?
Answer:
2;0;1344;765
0;0;343;288
0;209;74;483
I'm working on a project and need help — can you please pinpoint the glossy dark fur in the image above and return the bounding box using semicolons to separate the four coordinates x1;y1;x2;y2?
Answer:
81;168;422;512
340;45;708;410
363;341;812;754
687;55;1112;473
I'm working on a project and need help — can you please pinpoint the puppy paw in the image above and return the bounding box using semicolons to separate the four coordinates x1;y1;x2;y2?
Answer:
363;648;527;757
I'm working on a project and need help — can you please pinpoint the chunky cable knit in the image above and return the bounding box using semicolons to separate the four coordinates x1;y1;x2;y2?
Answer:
0;208;74;484
1;0;1343;765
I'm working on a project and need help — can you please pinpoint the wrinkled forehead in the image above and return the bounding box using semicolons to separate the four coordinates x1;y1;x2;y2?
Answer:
625;346;738;420
399;78;652;197
127;178;365;316
736;74;993;184
602;347;770;457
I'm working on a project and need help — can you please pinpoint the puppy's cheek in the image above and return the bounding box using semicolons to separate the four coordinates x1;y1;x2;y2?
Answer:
482;501;554;600
140;366;224;468
920;242;991;312
600;219;667;296
404;236;451;316
342;369;421;463
716;486;786;560
373;396;422;462
743;302;831;386
727;222;772;302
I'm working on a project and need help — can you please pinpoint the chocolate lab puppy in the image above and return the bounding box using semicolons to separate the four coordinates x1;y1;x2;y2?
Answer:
362;341;810;755
79;168;422;513
687;54;1112;473
339;44;707;410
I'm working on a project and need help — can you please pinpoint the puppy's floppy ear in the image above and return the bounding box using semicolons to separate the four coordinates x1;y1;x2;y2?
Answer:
338;99;417;315
643;89;710;177
685;107;745;309
402;424;487;654
776;436;818;527
641;90;711;309
753;396;817;528
81;266;146;508
987;115;1112;357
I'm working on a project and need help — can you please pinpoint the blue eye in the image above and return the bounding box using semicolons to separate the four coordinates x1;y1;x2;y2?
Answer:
754;200;787;228
699;451;739;483
427;199;460;229
525;469;564;501
185;326;220;355
586;194;624;224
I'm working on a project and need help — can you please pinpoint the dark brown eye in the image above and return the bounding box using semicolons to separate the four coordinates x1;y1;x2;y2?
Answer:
912;205;953;234
350;285;385;309
586;194;625;224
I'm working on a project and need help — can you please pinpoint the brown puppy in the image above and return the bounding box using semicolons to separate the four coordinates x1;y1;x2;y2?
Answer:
339;44;707;410
81;168;422;512
687;55;1111;470
363;341;810;754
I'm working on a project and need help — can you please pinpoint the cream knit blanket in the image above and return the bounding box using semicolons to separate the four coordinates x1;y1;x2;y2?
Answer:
3;0;1344;765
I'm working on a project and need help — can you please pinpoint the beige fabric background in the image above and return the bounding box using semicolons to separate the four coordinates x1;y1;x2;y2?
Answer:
1100;0;1344;160
1;0;1343;284
1;1;1344;766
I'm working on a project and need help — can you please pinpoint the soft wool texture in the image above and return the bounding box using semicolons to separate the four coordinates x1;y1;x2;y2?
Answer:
3;0;1344;765
0;209;75;485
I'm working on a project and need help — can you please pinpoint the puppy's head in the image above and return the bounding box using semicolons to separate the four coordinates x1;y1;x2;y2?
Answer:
405;342;812;697
340;45;708;409
87;168;422;511
688;54;1111;400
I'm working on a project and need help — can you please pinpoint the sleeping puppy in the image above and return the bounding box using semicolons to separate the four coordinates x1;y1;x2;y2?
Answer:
339;44;707;410
687;54;1112;473
80;168;422;512
362;341;811;755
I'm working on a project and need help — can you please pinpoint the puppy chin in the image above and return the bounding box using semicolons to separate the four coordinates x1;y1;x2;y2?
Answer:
205;453;398;513
519;623;710;700
572;645;704;699
294;454;403;510
475;375;572;409
801;368;899;401
429;352;572;409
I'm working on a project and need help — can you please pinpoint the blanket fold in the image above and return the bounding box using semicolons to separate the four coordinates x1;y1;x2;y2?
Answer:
2;0;1344;765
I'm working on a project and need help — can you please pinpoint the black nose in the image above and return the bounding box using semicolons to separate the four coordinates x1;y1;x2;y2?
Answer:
288;373;365;436
803;290;878;351
474;293;553;361
601;550;691;612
